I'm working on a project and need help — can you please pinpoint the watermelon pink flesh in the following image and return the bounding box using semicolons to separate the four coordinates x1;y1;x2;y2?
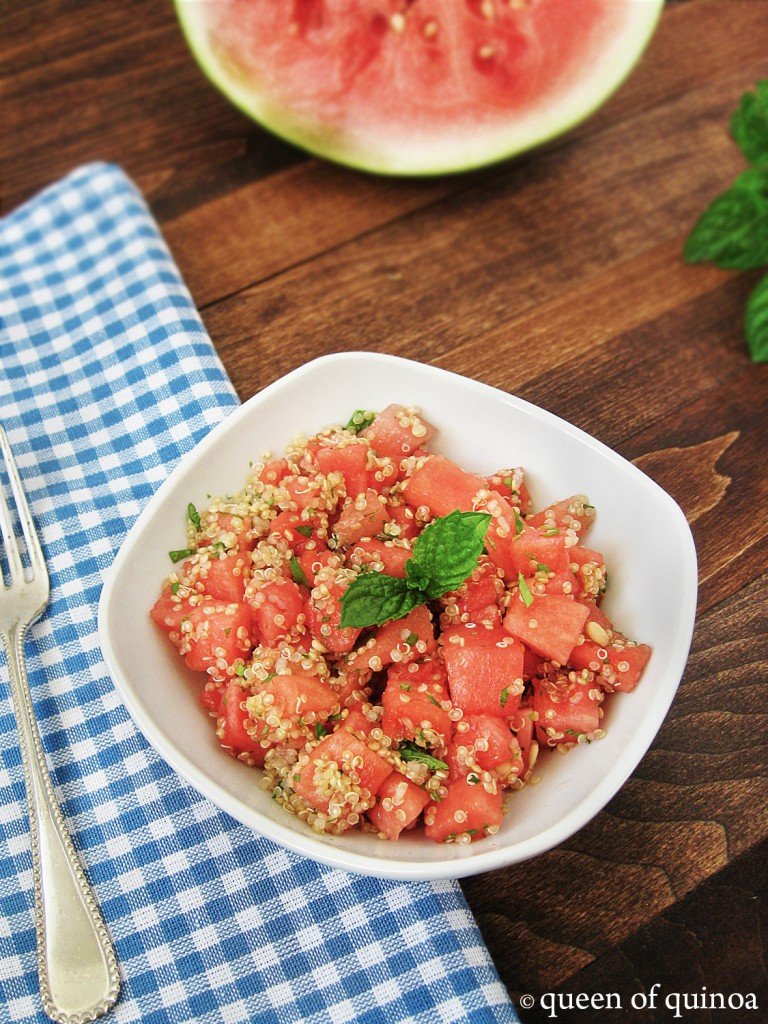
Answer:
177;0;662;174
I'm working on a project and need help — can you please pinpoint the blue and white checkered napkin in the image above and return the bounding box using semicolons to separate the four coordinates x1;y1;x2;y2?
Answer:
0;164;518;1024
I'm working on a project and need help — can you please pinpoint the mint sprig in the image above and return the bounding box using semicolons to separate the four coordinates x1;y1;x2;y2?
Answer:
685;80;768;361
684;170;768;270
731;80;768;167
340;510;491;628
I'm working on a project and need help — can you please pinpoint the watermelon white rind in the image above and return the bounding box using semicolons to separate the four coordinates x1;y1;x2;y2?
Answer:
174;0;664;177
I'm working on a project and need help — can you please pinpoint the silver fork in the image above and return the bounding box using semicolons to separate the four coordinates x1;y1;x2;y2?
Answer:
0;426;120;1023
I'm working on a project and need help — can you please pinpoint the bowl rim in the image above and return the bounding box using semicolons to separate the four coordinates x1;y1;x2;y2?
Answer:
98;351;698;879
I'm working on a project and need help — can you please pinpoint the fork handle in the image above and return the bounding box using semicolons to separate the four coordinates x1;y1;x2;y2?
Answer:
4;622;120;1023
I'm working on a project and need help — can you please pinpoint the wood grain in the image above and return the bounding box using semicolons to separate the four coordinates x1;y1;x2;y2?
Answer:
3;0;767;1014
633;433;739;523
517;839;768;1024
199;67;761;385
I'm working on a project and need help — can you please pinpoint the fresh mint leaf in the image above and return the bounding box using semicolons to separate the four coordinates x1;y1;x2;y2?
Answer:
169;548;193;563
290;556;309;587
407;510;491;601
730;81;768;167
340;510;490;628
339;572;422;628
684;168;768;270
745;271;768;362
397;742;448;771
295;524;313;538
344;410;376;434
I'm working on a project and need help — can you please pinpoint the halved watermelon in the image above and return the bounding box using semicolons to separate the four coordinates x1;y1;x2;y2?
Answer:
174;0;663;176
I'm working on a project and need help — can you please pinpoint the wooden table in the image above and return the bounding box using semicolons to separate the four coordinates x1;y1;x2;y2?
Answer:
4;2;767;1019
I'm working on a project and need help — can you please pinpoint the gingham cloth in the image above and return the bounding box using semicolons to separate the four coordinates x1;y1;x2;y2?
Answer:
0;163;519;1024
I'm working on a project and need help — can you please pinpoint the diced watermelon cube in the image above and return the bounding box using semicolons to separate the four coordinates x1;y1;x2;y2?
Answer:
304;571;361;654
424;777;503;843
183;602;252;676
529;566;580;599
447;714;524;783
361;404;436;461
199;552;248;603
347;604;435;673
337;706;375;737
567;544;608;601
313;441;371;498
384;502;420;540
292;731;393;820
218;679;265;763
330;671;371;710
443;641;524;717
367;773;430;841
282;475;327;512
297;544;339;586
150;587;190;634
403;454;485;517
456;559;504;614
533;675;602;746
440;621;508;649
485;519;571;580
258;459;289;486
485;467;532;513
526;495;595;538
247;578;305;645
503;592;589;665
260;673;339;725
346;537;412;578
381;660;452;747
269;510;325;552
569;635;651;693
333;489;389;546
205;511;255;552
198;681;224;717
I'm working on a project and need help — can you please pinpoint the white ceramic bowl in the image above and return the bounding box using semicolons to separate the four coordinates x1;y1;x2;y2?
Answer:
98;353;697;880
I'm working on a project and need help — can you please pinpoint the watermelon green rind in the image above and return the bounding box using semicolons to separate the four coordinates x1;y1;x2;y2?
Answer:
173;0;665;177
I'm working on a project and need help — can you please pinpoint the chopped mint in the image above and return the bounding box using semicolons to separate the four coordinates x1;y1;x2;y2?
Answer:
518;573;534;608
187;503;201;531
169;548;193;563
290;556;309;587
397;742;448;772
344;410;376;434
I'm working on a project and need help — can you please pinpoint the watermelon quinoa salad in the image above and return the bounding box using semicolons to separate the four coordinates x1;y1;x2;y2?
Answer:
150;404;651;846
